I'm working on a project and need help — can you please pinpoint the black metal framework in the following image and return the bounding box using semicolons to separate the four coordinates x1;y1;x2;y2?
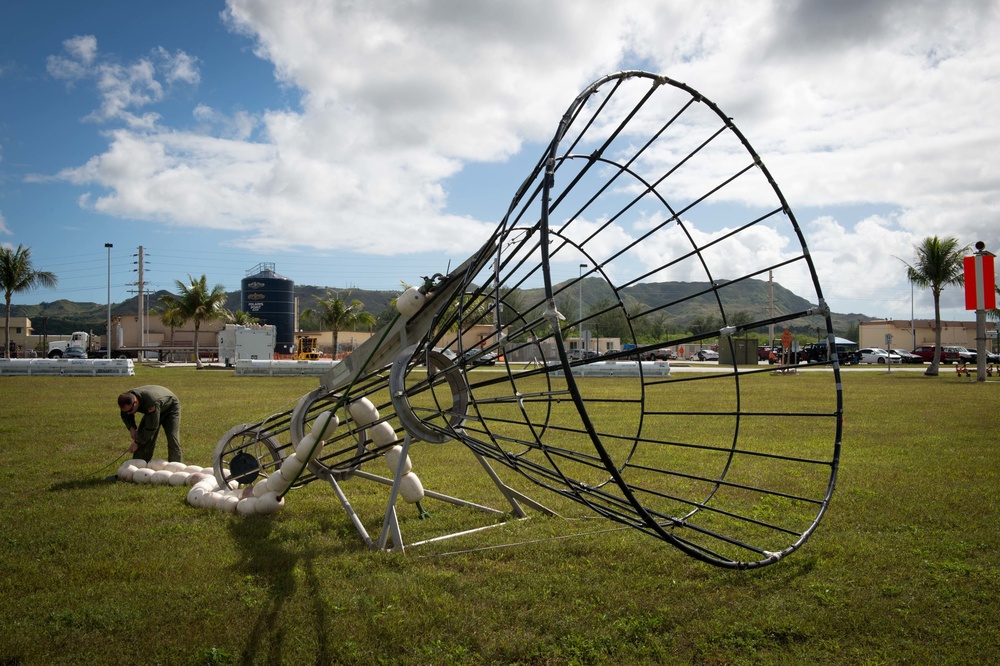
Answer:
214;72;842;569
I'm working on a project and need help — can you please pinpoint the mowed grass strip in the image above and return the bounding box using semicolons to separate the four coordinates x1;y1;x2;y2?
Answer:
0;367;997;665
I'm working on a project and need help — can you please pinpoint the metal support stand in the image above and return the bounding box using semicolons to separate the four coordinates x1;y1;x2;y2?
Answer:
375;433;414;552
311;431;555;553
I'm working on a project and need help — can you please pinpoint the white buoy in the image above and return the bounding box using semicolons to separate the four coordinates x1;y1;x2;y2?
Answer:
164;461;186;473
187;486;207;507
252;480;270;498
125;458;146;469
150;470;173;485
369;421;397;447
202;491;222;509
396;286;425;318
183;465;203;475
147;459;168;471
256;491;285;515
310;410;335;436
399;472;424;503
132;468;154;484
194;477;219;493
348;398;379;425
265;470;292;494
117;463;138;481
236;497;258;515
168;472;190;486
220;495;240;513
384;445;412;475
280;453;305;480
294;434;319;461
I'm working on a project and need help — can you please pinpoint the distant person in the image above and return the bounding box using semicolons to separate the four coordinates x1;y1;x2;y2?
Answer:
117;385;183;463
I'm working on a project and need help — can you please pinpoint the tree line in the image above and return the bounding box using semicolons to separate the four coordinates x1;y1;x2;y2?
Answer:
4;238;998;372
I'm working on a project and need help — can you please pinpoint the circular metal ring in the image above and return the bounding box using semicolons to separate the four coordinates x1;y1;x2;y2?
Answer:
389;345;469;444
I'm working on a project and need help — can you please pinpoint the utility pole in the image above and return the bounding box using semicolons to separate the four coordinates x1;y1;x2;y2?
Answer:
133;246;145;361
105;243;113;358
768;270;774;347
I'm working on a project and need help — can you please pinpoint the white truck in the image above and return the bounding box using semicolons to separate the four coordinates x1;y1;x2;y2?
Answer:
46;331;90;358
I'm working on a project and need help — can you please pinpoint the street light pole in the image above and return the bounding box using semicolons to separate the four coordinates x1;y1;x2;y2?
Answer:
579;263;587;352
105;243;113;359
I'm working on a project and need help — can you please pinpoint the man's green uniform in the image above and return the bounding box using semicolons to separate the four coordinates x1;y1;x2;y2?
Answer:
120;385;182;463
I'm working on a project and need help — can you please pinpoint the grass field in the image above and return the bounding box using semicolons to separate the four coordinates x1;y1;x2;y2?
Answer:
1;365;998;665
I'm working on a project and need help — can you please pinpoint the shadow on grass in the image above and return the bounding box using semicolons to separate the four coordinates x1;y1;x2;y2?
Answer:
48;477;117;492
228;516;340;664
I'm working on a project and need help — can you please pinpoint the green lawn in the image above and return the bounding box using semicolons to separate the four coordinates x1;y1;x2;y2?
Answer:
1;366;997;665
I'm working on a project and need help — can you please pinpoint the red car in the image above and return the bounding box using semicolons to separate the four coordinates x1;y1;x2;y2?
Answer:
911;345;963;364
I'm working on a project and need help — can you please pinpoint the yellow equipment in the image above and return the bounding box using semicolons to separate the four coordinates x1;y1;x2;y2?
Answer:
294;336;322;360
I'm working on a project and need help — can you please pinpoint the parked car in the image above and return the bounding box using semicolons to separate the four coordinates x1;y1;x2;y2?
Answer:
858;348;901;364
62;347;89;359
890;349;923;364
695;349;719;361
759;347;780;364
911;345;963;364
801;342;857;365
461;348;497;366
642;348;675;361
946;346;976;364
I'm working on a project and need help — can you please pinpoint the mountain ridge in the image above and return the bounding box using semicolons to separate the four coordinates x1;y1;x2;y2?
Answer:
12;279;873;337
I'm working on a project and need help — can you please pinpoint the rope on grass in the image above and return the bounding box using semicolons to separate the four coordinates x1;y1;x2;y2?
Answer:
86;447;132;480
412;524;632;559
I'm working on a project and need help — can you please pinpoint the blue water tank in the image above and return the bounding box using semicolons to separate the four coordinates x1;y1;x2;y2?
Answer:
241;263;295;354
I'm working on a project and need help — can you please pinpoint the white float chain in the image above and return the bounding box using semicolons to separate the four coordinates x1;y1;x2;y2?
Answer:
348;397;424;504
114;402;425;511
114;410;335;515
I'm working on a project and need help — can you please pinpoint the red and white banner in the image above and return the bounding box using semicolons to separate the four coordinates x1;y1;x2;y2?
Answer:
964;253;996;310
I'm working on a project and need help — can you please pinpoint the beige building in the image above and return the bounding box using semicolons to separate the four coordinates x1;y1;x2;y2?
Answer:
3;316;36;356
6;314;230;360
6;312;507;361
859;319;998;352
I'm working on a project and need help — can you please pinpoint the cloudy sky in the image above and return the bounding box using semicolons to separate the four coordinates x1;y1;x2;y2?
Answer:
1;0;998;322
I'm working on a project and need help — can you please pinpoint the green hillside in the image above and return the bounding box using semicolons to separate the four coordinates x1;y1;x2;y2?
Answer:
14;279;870;339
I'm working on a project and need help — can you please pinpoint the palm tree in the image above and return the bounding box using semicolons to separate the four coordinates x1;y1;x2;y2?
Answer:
1;244;57;358
151;302;188;362
302;291;375;358
902;236;968;376
989;284;1000;323
158;274;228;368
226;309;260;326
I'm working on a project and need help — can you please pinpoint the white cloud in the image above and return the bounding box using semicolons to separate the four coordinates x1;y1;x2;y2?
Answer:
64;35;98;65
0;210;10;235
47;35;200;128
192;104;259;141
43;0;1000;318
156;47;200;85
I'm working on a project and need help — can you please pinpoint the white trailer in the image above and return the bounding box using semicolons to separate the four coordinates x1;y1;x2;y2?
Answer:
218;324;276;366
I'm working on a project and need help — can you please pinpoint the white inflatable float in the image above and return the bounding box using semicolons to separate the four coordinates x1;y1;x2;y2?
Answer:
115;404;425;515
